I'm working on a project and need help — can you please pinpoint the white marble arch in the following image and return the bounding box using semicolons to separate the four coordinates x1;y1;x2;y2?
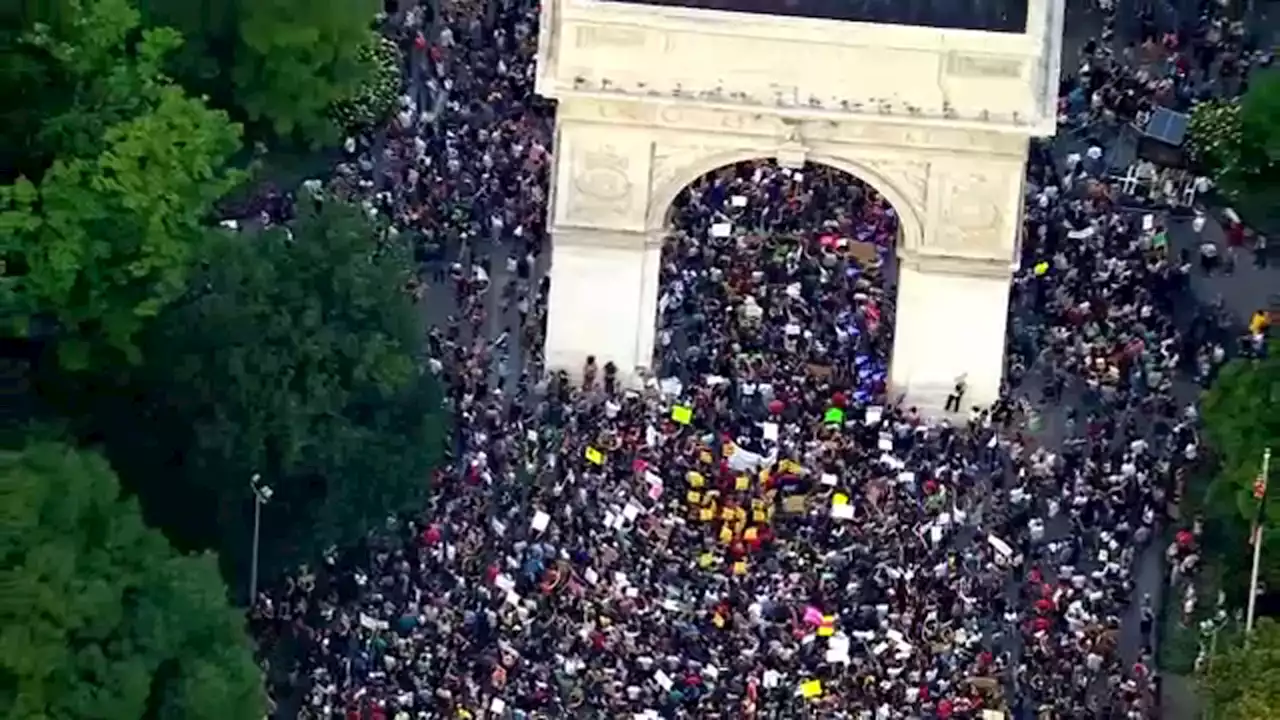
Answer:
535;0;1062;415
542;107;1032;416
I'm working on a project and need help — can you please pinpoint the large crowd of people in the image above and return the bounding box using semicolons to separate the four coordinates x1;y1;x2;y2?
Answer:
247;0;1271;718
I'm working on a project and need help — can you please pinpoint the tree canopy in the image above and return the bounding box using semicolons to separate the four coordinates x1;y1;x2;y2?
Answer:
91;201;446;586
1;0;243;368
138;0;381;146
0;441;265;719
1203;618;1280;720
1187;70;1280;222
1202;340;1280;590
231;0;381;145
0;0;445;706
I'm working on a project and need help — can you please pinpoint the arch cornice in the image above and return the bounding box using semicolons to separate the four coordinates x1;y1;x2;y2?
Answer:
644;145;926;252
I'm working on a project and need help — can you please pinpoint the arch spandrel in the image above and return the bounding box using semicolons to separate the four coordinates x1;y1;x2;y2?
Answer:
644;143;927;252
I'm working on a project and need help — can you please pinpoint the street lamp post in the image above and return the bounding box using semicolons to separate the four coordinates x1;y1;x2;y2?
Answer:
249;473;274;601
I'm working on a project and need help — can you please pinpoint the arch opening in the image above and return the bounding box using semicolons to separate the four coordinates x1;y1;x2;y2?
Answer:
651;158;901;409
645;148;926;252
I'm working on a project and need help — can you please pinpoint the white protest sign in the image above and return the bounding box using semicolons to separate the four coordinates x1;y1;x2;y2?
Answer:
865;406;883;425
761;422;779;442
710;222;732;238
654;669;673;691
988;533;1014;557
359;613;389;631
826;635;851;664
832;504;855;521
531;510;551;532
731;195;747;207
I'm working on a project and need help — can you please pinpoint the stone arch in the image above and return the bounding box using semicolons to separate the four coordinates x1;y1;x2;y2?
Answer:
644;146;925;252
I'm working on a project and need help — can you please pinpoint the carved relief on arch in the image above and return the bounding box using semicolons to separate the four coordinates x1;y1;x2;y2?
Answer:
557;130;652;230
929;169;1015;258
853;157;930;211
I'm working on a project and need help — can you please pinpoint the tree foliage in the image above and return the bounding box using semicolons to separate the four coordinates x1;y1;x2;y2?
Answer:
0;441;265;719
230;0;380;145
141;0;381;147
1188;70;1280;196
0;0;243;368
1202;340;1280;587
332;36;405;131
1204;618;1280;720
95;201;446;586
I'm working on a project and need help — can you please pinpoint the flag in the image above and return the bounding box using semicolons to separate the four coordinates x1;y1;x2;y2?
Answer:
1250;451;1272;546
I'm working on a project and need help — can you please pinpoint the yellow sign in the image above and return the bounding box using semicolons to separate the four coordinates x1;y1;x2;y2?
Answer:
671;405;693;425
585;447;605;465
688;471;705;488
732;560;748;575
735;475;750;491
799;679;823;698
833;492;849;506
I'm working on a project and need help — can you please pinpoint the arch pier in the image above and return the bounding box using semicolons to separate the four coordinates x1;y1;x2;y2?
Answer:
542;98;1030;414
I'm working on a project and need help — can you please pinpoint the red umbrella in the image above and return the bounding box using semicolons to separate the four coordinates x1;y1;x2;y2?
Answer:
767;399;784;415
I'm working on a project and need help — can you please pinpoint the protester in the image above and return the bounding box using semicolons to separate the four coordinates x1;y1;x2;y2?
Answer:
248;1;1273;718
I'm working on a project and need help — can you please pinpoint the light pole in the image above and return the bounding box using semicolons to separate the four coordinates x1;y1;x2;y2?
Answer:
249;473;274;601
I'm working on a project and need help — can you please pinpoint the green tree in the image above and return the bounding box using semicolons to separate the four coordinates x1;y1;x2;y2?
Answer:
230;0;380;146
1202;341;1280;589
0;441;265;719
1;0;243;368
1203;618;1280;720
102;201;446;585
1239;69;1280;182
1188;70;1280;199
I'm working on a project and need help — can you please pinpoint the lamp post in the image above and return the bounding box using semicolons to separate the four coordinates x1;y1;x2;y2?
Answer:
249;473;274;601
